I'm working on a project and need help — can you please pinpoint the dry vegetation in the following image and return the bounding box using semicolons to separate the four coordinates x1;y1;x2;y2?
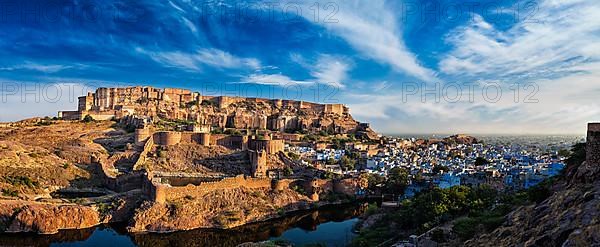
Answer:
130;187;311;232
0;120;123;199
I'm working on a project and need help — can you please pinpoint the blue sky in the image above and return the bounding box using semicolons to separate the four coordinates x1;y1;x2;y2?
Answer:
0;0;599;134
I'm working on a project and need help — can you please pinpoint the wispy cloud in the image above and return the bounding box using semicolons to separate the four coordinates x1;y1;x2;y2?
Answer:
242;73;313;86
0;62;74;73
242;54;351;88
310;55;351;88
295;1;435;82
439;0;600;81
137;47;261;72
290;54;351;88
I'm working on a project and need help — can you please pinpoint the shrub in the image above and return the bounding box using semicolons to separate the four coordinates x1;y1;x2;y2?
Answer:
364;203;379;216
283;167;293;176
287;152;300;161
431;228;446;243
5;176;39;188
224;129;242;136
527;179;554;203
2;189;18;197
453;218;479;240
276;207;285;216
82;115;94;123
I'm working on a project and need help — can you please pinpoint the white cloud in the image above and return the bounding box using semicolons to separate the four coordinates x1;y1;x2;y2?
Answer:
197;48;261;70
0;62;74;73
439;1;600;81
348;64;600;135
294;1;435;82
180;17;198;34
290;54;351;88
241;53;350;87
168;0;185;12
242;73;313;86
310;55;351;88
137;47;261;72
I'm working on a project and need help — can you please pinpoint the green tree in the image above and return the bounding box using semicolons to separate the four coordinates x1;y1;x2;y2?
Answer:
367;173;385;189
386;167;409;195
326;158;337;165
340;155;357;171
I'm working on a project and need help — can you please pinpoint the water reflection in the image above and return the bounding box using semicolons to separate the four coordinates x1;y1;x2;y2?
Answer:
0;203;368;247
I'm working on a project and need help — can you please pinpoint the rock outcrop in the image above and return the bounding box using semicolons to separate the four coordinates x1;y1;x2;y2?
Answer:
129;187;311;233
0;201;99;234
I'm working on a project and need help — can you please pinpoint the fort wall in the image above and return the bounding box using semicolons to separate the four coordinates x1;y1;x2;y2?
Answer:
143;172;358;203
248;139;284;155
152;131;214;147
135;128;151;144
58;111;81;120
210;134;248;150
153;131;182;146
133;134;154;171
150;175;273;203
587;123;600;165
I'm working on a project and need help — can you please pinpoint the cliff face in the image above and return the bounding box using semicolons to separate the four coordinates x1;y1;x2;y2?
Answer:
466;126;600;246
0;201;100;234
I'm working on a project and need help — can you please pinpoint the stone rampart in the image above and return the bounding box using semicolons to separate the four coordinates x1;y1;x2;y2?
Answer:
135;128;151;144
248;139;284;154
153;131;181;146
324;104;345;115
210;134;248;150
133;134;154;171
587;123;600;165
58;111;81;120
150;174;273;203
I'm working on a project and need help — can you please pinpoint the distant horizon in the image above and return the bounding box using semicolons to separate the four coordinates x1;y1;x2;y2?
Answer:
0;114;588;138
383;132;586;138
0;82;594;137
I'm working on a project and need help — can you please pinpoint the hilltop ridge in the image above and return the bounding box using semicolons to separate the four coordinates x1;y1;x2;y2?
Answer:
58;86;376;137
